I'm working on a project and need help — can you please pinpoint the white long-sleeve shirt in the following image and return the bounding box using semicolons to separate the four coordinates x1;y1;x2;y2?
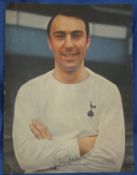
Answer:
12;68;125;173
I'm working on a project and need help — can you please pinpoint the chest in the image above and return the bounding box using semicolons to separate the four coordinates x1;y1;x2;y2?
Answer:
38;84;99;138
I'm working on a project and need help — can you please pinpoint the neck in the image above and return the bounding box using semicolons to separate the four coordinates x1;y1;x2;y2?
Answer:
53;66;89;84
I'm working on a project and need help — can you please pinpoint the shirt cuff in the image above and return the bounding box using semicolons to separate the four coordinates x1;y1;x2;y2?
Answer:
54;138;81;166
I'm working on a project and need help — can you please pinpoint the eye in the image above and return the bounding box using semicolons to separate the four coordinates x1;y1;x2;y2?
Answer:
54;32;65;40
72;31;83;39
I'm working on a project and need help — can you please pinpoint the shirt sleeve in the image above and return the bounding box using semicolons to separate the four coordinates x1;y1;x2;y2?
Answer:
56;85;125;173
12;84;80;172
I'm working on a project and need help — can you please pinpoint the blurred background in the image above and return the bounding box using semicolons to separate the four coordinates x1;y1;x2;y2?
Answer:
4;3;134;173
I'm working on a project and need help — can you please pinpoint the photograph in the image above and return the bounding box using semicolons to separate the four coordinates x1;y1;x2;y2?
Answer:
4;3;134;174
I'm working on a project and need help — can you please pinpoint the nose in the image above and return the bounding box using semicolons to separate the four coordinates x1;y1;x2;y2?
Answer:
65;35;73;49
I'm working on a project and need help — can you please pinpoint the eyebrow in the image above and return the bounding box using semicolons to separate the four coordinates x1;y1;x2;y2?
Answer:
54;31;65;35
54;30;84;35
71;30;84;35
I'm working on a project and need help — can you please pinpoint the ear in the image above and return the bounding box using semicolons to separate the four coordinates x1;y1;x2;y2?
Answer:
48;37;52;50
86;37;91;50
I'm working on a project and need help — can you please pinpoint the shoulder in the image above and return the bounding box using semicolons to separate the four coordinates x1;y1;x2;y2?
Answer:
86;67;120;94
17;70;53;95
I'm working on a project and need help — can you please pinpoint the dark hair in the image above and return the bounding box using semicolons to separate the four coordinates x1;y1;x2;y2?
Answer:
47;9;89;38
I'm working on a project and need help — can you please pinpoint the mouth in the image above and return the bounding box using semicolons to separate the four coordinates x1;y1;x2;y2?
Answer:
61;52;79;57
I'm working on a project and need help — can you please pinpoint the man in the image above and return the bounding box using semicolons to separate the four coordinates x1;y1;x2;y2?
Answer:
12;10;125;173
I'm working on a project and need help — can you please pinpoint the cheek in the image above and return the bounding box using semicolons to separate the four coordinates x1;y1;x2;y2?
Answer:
77;40;89;52
79;45;88;55
50;40;64;51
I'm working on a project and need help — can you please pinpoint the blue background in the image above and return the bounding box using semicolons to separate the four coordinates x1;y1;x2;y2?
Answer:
5;26;127;63
0;0;137;174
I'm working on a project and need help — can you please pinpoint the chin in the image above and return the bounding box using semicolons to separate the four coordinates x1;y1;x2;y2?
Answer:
63;65;80;73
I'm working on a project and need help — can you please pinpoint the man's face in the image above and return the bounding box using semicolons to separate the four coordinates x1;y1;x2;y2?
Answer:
48;15;90;73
